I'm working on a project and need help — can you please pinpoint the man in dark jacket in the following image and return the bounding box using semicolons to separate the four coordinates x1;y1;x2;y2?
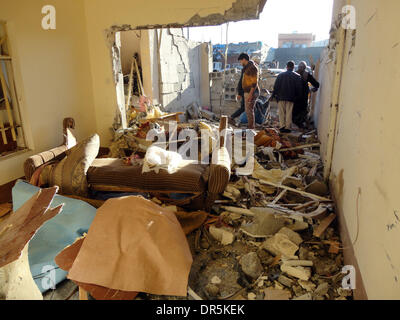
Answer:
271;61;302;133
293;61;320;128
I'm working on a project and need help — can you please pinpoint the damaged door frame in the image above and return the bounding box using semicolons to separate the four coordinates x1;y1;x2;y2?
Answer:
323;1;350;181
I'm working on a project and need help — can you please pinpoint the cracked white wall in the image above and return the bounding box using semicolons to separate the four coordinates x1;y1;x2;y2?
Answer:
159;28;202;113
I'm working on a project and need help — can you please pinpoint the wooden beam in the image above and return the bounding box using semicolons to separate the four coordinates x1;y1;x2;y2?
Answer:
259;179;332;202
313;213;336;238
125;57;135;113
0;61;16;141
219;115;228;147
278;143;320;152
79;287;88;300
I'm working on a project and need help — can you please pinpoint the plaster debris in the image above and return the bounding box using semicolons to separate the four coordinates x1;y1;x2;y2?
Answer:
239;252;263;279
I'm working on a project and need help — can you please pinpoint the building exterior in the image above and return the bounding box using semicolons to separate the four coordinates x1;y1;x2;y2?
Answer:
268;46;325;69
278;33;315;48
212;41;270;71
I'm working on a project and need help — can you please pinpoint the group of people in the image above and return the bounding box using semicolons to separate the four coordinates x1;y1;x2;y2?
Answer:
231;53;320;132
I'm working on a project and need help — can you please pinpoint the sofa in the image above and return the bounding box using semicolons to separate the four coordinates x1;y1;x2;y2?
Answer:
23;117;231;211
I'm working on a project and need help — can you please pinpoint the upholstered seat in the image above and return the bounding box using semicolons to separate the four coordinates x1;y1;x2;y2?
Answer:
87;158;208;193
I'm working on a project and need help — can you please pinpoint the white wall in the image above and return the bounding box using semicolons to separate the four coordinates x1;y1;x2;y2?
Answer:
317;0;400;299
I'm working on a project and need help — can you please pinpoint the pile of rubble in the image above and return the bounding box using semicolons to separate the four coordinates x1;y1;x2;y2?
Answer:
141;126;353;301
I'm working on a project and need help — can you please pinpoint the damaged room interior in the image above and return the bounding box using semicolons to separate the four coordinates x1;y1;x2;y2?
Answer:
0;0;399;303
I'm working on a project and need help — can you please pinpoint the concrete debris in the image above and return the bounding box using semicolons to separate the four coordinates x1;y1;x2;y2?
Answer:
282;260;313;267
262;233;299;257
298;280;316;292
281;265;312;281
239;252;263;279
293;293;313;300
305;180;329;196
247;292;257;300
94;110;352;301
205;283;220;297
240;212;286;237
209;225;235;245
211;276;222;285
264;288;291;300
277;275;294;288
278;227;303;246
314;282;329;297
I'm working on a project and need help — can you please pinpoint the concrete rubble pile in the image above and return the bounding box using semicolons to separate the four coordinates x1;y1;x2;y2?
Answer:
135;122;353;301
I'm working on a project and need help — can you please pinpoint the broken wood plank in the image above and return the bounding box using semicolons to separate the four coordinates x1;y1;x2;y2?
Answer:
188;287;203;300
0;63;16;141
259;179;332;202
0;203;12;218
278;143;320;152
294;201;318;211
221;206;254;216
328;241;340;254
313;213;337;238
271;189;287;205
79;287;88;300
125;57;135;112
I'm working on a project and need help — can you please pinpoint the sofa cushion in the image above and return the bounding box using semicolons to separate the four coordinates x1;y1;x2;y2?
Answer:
43;134;100;196
87;158;207;193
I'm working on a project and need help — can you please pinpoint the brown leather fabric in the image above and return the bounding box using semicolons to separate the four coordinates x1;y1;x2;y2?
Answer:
87;158;207;193
24;145;68;181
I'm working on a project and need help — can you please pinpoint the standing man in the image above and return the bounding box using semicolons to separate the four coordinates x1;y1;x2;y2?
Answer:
238;53;259;129
271;61;302;133
293;61;320;128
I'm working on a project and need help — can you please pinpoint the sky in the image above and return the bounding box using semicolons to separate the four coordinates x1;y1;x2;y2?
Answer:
188;0;334;47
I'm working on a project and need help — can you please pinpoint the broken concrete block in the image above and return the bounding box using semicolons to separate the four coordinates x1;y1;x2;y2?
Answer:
312;256;339;276
282;176;303;189
298;280;316;292
209;225;235;245
314;282;329;297
205;283;219;297
281;265;311;281
277;275;294;288
287;220;309;232
305;180;329;196
211;276;221;285
262;233;299;257
239;252;263;279
241;212;286;238
278;227;303;246
223;185;241;201
292;293;313;300
299;247;309;260
264;288;291;300
247;292;257;300
282;260;313;267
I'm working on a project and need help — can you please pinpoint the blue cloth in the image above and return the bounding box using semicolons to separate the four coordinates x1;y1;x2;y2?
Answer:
12;180;97;293
239;106;266;125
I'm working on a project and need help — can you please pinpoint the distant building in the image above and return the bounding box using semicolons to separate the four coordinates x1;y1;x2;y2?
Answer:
278;33;315;48
212;41;270;71
269;47;325;69
310;39;329;47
